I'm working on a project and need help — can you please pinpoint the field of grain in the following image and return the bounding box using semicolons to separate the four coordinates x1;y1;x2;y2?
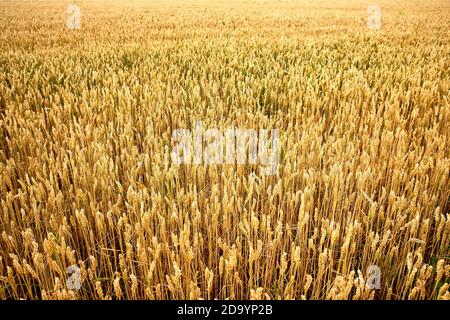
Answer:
0;0;449;300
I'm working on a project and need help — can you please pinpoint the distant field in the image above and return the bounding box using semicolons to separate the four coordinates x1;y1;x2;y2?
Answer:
0;0;449;300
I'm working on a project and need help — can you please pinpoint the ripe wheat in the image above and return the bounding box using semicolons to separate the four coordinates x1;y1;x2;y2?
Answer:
0;0;449;300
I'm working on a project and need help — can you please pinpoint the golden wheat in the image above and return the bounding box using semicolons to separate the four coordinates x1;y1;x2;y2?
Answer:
0;0;449;300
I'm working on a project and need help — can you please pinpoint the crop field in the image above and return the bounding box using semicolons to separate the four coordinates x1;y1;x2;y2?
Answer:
0;0;449;300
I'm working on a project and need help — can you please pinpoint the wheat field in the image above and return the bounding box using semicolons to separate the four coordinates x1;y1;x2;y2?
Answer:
0;0;449;300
